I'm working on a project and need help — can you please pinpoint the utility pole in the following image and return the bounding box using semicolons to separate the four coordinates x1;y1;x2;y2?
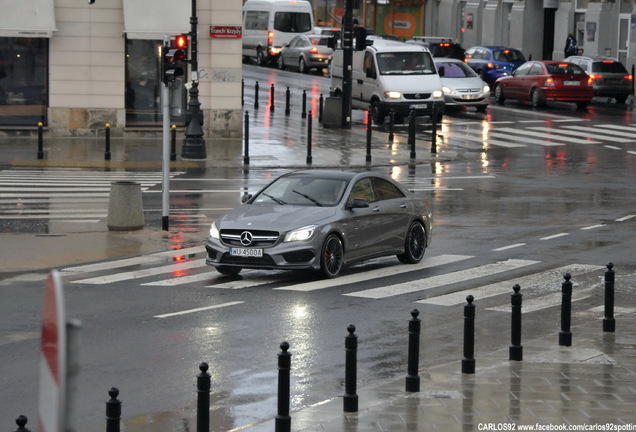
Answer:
181;0;207;159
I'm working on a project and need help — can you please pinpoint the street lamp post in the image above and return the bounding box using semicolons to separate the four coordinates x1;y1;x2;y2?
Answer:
181;0;207;159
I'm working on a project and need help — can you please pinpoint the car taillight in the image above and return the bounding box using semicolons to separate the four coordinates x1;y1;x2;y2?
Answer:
588;73;601;80
309;47;318;54
545;77;555;86
267;31;273;47
626;74;633;81
587;76;594;86
487;62;494;69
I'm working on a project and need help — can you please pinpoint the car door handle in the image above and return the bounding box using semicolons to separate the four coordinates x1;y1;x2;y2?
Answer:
372;206;381;212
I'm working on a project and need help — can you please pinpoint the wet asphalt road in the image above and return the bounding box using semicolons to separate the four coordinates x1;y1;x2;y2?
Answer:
1;65;636;430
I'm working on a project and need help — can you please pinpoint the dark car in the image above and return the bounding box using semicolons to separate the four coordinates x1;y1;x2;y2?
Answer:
205;170;433;278
278;34;334;73
565;55;632;103
464;46;526;85
406;37;465;60
493;60;593;110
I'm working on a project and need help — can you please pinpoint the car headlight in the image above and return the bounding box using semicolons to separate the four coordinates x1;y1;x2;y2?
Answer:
442;86;455;95
483;84;491;93
209;221;220;239
384;91;401;99
432;90;443;99
284;225;317;242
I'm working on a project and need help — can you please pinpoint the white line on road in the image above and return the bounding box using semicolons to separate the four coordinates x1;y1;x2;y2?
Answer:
492;243;526;251
154;301;244;319
486;293;591;313
581;224;606;230
540;233;569;241
344;259;540;299
616;215;636;222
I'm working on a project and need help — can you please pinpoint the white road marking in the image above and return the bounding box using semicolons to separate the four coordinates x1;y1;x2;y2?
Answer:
496;127;600;144
486;293;591;313
492;243;526;251
616;215;636;222
154;301;244;319
344;259;540;299
540;233;569;241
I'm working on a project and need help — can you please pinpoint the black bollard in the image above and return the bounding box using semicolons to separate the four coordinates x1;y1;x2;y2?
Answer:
388;110;395;141
105;387;121;432
319;93;324;123
170;124;177;161
36;122;44;160
343;324;358;412
405;309;421;392
285;87;291;116
243;111;250;165
306;110;313;165
632;65;635;95
254;81;259;110
431;103;437;154
197;363;211;432
104;123;111;161
241;78;244;106
408;109;416;159
366;109;372;163
462;295;476;374
301;90;307;119
13;415;30;432
559;273;573;346
275;342;292;432
509;284;523;361
603;262;616;332
270;83;275;112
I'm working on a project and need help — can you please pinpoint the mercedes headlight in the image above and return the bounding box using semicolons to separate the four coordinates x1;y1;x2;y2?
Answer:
209;221;220;239
432;90;443;99
284;225;317;242
384;91;402;99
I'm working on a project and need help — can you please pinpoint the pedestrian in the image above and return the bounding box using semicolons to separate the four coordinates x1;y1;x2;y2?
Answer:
564;33;578;58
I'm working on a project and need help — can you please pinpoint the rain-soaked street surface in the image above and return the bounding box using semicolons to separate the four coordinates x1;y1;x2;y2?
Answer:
1;64;636;430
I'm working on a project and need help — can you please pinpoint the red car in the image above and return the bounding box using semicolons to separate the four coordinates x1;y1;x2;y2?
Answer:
493;60;594;110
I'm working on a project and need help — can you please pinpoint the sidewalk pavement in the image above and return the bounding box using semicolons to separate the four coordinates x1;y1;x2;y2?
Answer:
3;111;636;431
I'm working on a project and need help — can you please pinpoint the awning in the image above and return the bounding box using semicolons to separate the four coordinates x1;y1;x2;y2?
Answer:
0;0;57;38
123;0;191;40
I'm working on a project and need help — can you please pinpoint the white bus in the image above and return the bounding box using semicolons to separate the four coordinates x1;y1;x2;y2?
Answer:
242;0;314;66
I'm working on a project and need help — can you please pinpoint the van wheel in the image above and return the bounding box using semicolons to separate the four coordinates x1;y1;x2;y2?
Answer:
278;56;286;70
256;48;267;66
299;57;308;73
371;100;385;124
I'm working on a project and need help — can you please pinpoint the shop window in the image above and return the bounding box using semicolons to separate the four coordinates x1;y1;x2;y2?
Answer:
0;37;48;126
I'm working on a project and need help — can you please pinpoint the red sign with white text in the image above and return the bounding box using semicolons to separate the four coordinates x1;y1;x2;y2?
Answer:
210;25;242;38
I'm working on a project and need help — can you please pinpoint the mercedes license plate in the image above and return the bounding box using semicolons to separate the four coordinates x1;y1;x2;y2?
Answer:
230;247;263;257
409;103;428;109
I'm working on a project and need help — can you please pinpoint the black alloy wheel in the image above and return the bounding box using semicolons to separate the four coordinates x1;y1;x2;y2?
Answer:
321;234;344;278
397;221;427;264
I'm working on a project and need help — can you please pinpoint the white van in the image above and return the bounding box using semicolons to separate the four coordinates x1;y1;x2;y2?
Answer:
242;0;314;66
330;39;445;124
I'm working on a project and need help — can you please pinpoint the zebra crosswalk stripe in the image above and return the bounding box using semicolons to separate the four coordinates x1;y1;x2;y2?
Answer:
529;126;632;143
416;264;603;306
344;259;540;299
495;127;600;144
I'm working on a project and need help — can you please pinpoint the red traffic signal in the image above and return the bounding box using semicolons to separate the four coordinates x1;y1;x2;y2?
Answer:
175;34;188;49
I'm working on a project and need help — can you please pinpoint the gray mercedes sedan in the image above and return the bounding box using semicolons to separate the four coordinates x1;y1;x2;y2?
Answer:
205;170;433;278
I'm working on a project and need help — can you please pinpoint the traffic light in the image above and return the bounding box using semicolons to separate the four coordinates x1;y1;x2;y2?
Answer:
161;37;187;85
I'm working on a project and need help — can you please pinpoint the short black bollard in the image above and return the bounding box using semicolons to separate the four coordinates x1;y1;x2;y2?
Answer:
275;342;292;432
105;123;111;161
306;110;313;165
241;78;244;106
408;109;416;159
431;103;438;154
559;273;573;346
509;284;523;361
301;90;307;119
170;124;177;161
285;87;291;116
632;65;635;95
366;109;372;163
37;122;44;160
603;262;616;332
462;295;476;374
254;81;259;110
388;110;395;141
405;309;421;392
106;387;121;432
319;93;324;123
343;324;358;412
197;362;211;432
13;415;30;432
244;111;250;165
270;83;275;112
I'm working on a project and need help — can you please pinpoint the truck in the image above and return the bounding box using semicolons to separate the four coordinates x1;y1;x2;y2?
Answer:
330;38;445;124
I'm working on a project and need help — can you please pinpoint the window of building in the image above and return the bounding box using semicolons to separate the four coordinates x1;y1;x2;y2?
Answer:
0;37;48;126
125;38;162;126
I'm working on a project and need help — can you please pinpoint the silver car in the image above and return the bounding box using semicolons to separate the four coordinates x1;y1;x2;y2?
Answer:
205;170;433;278
435;57;490;112
565;55;632;104
278;34;334;73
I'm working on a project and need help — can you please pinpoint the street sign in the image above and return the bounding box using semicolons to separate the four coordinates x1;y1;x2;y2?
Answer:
210;25;242;38
38;270;67;432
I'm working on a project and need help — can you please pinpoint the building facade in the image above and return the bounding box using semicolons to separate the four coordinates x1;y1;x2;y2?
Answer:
0;0;242;137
